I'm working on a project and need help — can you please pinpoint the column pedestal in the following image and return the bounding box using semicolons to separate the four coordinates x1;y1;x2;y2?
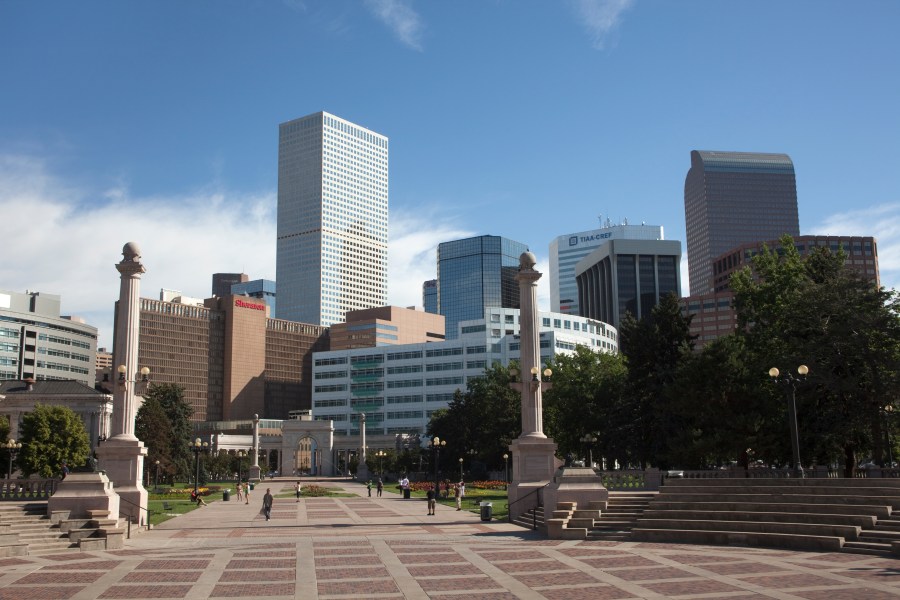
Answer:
507;436;559;522
47;472;120;521
95;437;148;525
543;466;609;515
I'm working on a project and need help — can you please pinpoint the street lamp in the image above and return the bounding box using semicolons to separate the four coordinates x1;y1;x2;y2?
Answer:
117;365;151;388
884;405;895;467
503;453;509;485
580;433;598;468
154;459;160;492
189;438;209;495
236;450;247;484
375;450;387;476
4;439;22;479
769;364;809;478
431;436;446;496
458;457;464;480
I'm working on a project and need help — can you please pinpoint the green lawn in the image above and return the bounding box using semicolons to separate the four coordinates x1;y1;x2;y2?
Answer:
409;487;509;521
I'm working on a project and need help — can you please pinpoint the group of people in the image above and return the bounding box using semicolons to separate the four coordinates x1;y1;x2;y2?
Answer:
235;482;251;504
425;480;465;515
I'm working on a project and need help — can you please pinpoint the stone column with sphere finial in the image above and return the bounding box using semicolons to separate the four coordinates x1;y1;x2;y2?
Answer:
95;242;149;525
249;413;261;481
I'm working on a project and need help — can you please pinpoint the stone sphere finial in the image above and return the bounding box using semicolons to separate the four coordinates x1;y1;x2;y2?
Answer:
520;251;537;270
122;242;142;262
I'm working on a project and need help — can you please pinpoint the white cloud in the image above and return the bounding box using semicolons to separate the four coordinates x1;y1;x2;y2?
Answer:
808;202;900;291
364;0;424;51
569;0;635;49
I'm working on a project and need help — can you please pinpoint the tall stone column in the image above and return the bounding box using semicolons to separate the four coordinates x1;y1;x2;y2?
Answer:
356;412;370;481
507;252;559;521
249;413;261;481
96;242;149;525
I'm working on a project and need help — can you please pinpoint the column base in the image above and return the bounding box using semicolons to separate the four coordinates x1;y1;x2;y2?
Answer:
95;437;148;525
508;436;559;522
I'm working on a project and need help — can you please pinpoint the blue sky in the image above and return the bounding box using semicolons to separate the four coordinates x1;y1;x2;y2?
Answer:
2;1;899;348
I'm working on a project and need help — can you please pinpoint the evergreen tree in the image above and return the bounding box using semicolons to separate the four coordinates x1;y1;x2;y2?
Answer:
136;383;193;481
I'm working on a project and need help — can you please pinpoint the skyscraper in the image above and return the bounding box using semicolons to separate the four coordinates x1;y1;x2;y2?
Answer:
575;239;682;328
549;221;664;315
276;111;389;325
684;150;799;294
436;235;528;339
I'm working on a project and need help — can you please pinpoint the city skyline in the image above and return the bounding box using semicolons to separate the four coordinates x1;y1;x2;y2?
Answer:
1;2;898;348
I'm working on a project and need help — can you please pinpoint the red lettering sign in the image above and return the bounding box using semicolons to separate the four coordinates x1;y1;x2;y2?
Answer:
235;299;265;311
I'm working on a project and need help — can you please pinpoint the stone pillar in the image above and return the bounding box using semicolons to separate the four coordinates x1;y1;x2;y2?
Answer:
507;252;560;522
249;414;261;481
356;413;370;481
95;242;148;525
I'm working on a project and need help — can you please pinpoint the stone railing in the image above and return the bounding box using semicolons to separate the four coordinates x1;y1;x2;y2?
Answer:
598;469;662;491
1;478;58;501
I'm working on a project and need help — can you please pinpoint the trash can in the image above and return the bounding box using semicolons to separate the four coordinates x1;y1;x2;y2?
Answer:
480;501;492;521
249;483;255;490
223;489;231;501
403;488;411;499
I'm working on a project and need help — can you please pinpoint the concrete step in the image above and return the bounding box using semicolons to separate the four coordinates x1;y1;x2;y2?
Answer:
632;528;844;551
636;518;860;540
842;541;893;556
642;509;875;528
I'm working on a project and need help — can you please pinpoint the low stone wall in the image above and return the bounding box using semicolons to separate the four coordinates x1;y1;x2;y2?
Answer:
0;479;57;501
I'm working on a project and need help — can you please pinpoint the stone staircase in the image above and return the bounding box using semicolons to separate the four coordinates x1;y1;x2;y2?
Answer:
0;502;76;556
629;478;900;556
587;491;655;541
510;505;545;531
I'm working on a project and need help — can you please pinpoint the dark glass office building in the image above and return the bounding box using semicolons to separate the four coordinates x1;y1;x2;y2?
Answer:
422;279;438;315
436;236;528;339
684;150;799;295
575;239;682;329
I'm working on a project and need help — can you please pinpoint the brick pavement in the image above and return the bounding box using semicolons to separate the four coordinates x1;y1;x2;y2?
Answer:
0;478;897;599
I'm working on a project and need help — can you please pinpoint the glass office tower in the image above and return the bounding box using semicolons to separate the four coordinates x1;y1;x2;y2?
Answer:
684;150;799;295
436;235;528;339
276;111;389;326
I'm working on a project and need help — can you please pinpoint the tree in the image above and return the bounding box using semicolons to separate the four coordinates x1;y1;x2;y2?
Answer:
543;346;627;466
427;362;521;471
617;293;696;468
136;383;193;482
18;404;90;477
731;237;900;475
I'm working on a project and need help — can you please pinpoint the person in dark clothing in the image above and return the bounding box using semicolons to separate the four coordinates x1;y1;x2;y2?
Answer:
426;487;436;515
262;488;274;521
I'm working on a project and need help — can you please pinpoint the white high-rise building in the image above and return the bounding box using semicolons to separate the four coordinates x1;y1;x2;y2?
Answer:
276;111;389;325
549;221;664;315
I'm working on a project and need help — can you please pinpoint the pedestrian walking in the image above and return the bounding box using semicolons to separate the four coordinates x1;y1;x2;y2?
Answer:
236;482;243;503
376;478;383;497
367;480;372;497
262;488;273;521
245;483;251;505
295;480;302;501
426;486;436;515
454;483;462;510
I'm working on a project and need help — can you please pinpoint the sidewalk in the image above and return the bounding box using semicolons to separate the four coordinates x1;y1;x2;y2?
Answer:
0;478;898;599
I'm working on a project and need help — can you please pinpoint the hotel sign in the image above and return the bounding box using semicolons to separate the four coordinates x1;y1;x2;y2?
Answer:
235;299;265;311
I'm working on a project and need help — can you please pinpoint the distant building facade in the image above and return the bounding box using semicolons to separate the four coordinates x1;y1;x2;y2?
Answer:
437;235;528;339
575;239;682;329
422;279;437;315
329;306;445;351
0;290;97;387
132;295;328;423
311;308;617;438
276;111;388;326
212;273;249;298
550;222;664;315
684;150;799;294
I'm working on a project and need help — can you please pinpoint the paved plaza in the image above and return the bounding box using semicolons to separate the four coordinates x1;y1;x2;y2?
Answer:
0;479;898;599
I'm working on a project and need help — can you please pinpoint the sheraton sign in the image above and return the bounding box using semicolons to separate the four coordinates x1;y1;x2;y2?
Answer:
235;299;265;311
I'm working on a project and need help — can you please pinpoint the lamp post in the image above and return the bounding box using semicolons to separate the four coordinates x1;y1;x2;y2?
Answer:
432;436;446;495
503;453;509;485
769;365;809;478
4;439;22;479
458;457;464;480
189;438;209;495
884;405;895;467
236;450;247;484
375;450;387;476
579;433;598;468
154;459;160;492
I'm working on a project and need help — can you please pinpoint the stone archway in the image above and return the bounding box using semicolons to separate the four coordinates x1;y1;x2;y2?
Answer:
280;418;335;476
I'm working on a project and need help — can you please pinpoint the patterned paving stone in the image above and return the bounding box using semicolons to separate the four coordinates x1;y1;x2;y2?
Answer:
662;552;752;565
317;579;400;596
639;578;745;596
232;550;296;558
42;559;123;570
791;589;900;600
317;546;375;555
0;587;84;600
579;555;660;568
136;559;211;570
417;576;502;592
429;593;519;599
316;566;391;580
476;550;549;561
99;584;192;599
836;567;900;584
696;560;792;575
316;555;383;567
515;570;600;587
740;573;856;588
406;563;483;577
395;551;463;565
122;571;203;583
538;586;638;600
606;566;697;582
210;583;294;598
218;569;295;582
0;558;30;567
14;571;104;584
498;559;569;573
226;558;294;569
